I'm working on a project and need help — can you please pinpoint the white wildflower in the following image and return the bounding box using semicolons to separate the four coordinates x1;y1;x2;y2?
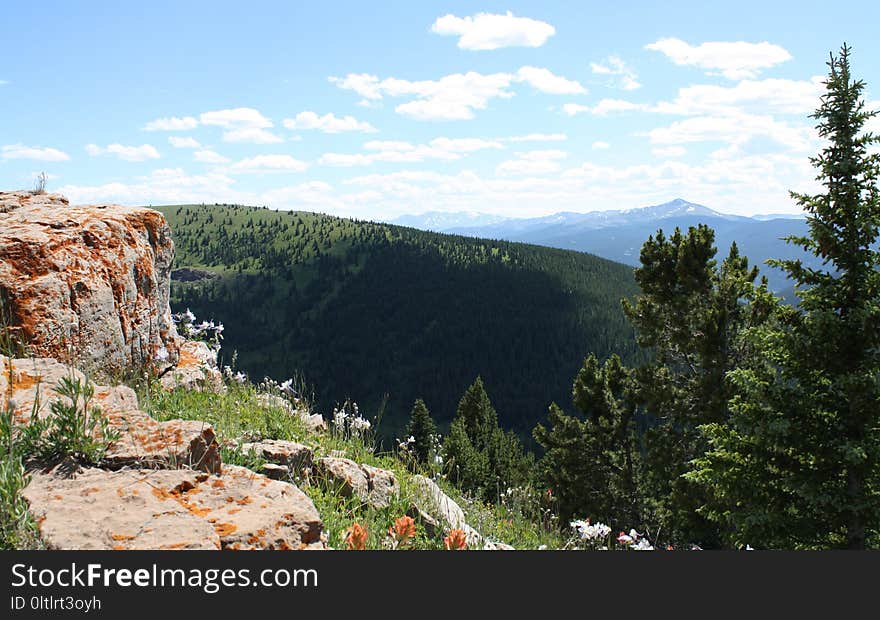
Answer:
350;416;371;433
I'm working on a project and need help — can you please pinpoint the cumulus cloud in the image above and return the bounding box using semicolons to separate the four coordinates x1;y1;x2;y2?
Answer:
507;133;567;142
592;141;610;150
143;116;199;131
229;154;309;173
283;111;377;133
516;66;586;95
1;144;70;161
221;128;284;143
645;38;792;79
431;11;555;50
197;108;283;143
168;136;201;148
653;77;824;116
563;99;647;116
85;143;160;162
331;67;584;121
496;149;567;176
199;107;272;129
651;146;687;158
194;149;230;164
590;56;641;90
320;136;503;167
57;168;246;206
644;111;816;152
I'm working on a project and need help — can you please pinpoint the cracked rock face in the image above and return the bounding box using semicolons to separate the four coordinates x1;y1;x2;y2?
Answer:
1;355;220;473
0;191;180;375
23;464;324;550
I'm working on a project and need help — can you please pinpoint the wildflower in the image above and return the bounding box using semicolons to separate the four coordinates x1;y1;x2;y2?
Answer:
444;529;468;550
183;308;196;323
617;531;633;545
233;371;247;384
389;516;416;546
345;523;368;550
571;519;611;542
350;416;371;434
280;378;295;395
632;538;654;551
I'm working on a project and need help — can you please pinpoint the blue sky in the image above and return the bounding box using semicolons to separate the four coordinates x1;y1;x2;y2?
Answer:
2;0;879;218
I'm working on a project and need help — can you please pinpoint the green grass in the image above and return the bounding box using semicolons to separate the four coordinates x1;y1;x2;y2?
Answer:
139;376;567;551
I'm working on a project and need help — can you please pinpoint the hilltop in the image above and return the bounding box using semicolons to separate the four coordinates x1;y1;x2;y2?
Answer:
392;199;812;293
156;203;643;441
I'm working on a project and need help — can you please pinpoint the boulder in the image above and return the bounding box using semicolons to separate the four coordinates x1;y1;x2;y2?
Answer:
0;191;180;376
241;439;313;475
159;340;224;393
23;463;324;550
412;475;513;549
1;355;220;473
313;457;399;509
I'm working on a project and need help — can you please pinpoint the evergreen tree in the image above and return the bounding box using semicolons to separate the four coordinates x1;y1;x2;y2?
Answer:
444;377;533;501
691;44;880;549
534;354;642;525
621;226;761;546
404;399;437;465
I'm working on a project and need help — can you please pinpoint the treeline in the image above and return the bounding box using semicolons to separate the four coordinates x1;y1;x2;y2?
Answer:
399;45;880;550
529;46;880;549
158;201;643;443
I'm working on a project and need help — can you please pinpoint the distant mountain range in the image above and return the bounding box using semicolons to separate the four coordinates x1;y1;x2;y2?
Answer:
390;199;811;294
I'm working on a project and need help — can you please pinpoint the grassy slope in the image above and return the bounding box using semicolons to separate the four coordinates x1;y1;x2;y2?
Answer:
141;378;566;550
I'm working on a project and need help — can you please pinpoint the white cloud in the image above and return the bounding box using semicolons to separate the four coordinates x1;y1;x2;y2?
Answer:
645;37;792;79
507;133;567;142
2;144;70;161
329;74;383;100
283;111;377;133
431;11;555;50
590;56;641;90
331;67;583;121
199;107;272;129
592;141;610;150
428;137;504;152
320;136;502;167
221;128;284;144
516;66;586;95
168;136;201;148
57;168;246;206
651;146;687;158
194;149;230;164
563;99;647;116
0;80;8;86
645;111;816;151
653;77;824;116
230;154;309;173
496;149;567;176
143;116;199;131
85;143;160;162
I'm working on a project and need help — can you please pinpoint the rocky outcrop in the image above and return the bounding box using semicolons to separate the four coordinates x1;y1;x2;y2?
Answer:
242;439;313;476
0;191;179;376
313;457;399;509
412;475;513;550
159;340;224;393
2;355;220;473
23;463;324;550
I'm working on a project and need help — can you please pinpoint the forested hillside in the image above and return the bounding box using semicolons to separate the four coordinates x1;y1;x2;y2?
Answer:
156;204;642;440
